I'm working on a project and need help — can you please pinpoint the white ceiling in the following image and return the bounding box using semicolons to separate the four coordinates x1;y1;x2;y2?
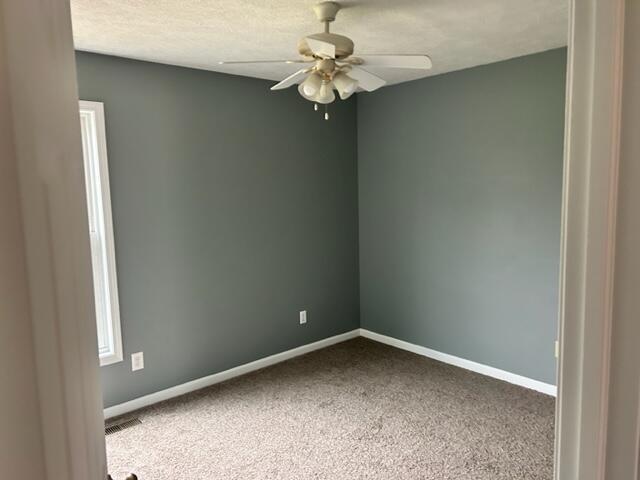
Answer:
70;0;568;86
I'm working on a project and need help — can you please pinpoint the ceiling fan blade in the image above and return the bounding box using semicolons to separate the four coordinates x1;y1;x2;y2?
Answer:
218;60;309;65
351;55;433;70
270;69;311;91
347;67;386;92
305;35;336;59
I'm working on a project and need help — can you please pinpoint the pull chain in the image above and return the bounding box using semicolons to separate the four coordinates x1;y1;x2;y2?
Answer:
312;103;329;120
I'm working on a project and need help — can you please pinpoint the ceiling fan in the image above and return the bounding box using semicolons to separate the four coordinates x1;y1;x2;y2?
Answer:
219;1;432;119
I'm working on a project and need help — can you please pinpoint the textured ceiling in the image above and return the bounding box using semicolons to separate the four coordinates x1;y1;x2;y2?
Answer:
70;0;568;86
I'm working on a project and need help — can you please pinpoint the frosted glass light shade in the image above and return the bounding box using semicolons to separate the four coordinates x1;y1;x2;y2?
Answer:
332;72;358;100
301;73;322;97
316;81;336;104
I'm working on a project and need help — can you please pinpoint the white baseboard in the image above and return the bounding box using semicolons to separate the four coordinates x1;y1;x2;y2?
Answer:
359;329;557;396
104;329;360;419
105;327;556;418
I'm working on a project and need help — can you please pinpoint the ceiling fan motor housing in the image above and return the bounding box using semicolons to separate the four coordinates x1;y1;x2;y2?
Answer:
298;33;354;60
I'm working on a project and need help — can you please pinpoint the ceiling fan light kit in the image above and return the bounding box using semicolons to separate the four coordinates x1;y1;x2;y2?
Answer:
220;2;432;119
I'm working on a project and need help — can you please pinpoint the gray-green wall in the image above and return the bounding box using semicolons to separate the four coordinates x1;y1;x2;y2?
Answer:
75;52;360;408
77;48;566;407
358;48;566;385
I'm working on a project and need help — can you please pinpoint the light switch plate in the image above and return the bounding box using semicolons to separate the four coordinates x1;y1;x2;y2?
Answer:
299;310;307;325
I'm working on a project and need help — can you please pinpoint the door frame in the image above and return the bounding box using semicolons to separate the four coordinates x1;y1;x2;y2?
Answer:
554;0;627;478
0;0;634;479
1;0;106;478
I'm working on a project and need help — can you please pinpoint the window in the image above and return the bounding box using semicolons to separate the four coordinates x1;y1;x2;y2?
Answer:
79;101;123;366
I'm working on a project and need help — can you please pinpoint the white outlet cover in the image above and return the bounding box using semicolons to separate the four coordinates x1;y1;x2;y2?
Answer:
299;311;307;325
131;351;144;371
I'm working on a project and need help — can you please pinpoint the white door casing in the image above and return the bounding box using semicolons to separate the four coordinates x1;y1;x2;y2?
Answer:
0;0;107;478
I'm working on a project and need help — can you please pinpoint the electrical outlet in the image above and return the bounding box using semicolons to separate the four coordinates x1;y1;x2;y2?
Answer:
299;310;307;325
131;352;144;371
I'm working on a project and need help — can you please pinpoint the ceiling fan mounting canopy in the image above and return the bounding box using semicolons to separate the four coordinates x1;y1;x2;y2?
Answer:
313;1;341;23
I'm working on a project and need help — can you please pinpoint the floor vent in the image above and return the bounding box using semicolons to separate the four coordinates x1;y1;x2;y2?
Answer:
105;417;142;436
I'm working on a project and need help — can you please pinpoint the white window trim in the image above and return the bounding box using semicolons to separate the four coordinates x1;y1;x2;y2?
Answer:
79;100;123;367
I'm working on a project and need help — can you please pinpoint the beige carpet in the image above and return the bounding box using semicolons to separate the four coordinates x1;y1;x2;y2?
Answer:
106;338;555;479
